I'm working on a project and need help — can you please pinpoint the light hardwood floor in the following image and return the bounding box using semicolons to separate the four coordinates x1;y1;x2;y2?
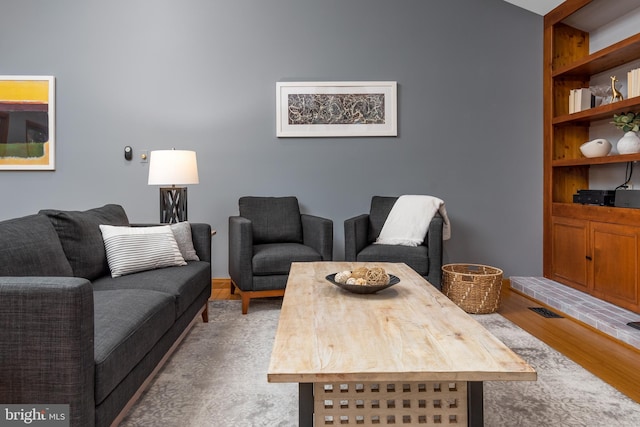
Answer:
209;279;640;403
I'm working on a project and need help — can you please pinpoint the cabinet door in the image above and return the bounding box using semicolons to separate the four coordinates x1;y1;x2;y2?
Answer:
590;222;640;311
551;216;589;291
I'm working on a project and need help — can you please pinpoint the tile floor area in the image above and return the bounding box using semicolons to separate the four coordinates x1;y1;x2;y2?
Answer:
510;276;640;350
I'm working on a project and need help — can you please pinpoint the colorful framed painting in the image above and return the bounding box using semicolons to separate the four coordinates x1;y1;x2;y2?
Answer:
276;81;397;137
0;75;55;170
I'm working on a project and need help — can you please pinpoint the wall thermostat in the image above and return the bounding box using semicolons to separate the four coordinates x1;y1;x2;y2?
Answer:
124;146;132;161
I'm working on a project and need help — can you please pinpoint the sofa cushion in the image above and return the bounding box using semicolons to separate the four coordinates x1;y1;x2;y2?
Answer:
99;225;186;277
0;214;73;276
368;196;398;242
92;261;210;319
252;243;322;275
357;244;429;276
93;289;175;405
239;196;303;244
39;204;130;280
170;222;200;261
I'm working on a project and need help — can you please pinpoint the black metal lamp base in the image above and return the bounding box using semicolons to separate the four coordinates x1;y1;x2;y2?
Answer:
159;187;188;223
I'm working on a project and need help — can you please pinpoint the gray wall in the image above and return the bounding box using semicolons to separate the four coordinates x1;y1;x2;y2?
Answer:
0;0;543;279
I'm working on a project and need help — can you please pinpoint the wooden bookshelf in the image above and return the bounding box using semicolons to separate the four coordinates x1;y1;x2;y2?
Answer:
544;0;640;313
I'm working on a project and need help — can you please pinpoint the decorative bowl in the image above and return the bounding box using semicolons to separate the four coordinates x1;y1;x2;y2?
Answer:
580;138;612;157
326;273;400;294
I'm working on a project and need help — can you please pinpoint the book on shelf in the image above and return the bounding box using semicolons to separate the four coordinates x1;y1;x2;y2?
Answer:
569;90;574;114
628;68;640;98
568;88;593;114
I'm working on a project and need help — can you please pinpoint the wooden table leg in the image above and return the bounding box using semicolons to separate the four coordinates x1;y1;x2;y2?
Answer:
299;383;313;427
468;381;484;427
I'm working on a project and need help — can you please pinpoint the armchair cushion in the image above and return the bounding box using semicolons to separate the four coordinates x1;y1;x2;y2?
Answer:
357;245;429;276
239;196;303;244
252;243;324;275
368;196;398;242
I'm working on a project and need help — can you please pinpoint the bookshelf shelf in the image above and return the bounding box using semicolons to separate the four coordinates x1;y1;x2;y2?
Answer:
552;33;640;78
552;152;640;167
552;96;640;125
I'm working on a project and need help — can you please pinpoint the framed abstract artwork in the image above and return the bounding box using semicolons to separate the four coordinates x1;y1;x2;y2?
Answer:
0;75;55;170
276;81;397;137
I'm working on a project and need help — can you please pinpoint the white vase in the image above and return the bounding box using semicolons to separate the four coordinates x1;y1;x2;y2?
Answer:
617;131;640;154
580;138;612;157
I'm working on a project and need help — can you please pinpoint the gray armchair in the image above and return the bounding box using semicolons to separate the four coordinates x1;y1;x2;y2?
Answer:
229;196;333;314
344;196;444;289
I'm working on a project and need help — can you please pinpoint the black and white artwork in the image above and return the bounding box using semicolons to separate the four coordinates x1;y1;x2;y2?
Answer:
276;82;397;137
287;93;386;125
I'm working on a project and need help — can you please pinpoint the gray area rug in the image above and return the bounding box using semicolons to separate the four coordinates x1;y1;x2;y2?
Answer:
120;299;640;426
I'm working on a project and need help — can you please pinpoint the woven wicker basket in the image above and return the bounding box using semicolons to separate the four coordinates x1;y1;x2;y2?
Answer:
442;264;503;314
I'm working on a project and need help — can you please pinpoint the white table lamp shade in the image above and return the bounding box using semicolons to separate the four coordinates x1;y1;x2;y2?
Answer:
148;150;199;186
147;149;198;223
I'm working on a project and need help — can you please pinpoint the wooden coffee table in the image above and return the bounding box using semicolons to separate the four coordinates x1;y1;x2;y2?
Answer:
267;262;536;427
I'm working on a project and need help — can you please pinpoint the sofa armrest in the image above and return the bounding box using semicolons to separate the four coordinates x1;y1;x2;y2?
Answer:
0;277;95;427
228;216;254;291
189;223;212;264
425;213;444;290
301;214;333;261
344;214;370;261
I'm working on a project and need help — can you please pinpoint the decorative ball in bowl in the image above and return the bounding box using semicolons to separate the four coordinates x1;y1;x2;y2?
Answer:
326;267;400;294
580;138;612;158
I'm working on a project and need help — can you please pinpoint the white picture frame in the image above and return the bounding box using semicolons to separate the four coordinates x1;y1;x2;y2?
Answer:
0;75;55;170
276;81;397;137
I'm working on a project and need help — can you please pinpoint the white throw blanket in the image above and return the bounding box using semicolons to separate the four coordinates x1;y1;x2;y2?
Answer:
375;195;451;246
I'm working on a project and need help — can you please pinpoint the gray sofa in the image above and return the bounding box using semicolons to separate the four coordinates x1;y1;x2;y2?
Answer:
0;204;212;427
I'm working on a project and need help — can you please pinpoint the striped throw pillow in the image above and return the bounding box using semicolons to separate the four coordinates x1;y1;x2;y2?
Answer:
99;225;186;278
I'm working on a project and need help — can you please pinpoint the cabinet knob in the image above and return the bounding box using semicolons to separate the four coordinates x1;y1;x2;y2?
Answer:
586;255;593;261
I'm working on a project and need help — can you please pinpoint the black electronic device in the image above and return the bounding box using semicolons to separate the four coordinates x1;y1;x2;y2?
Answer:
614;189;640;209
572;189;615;206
